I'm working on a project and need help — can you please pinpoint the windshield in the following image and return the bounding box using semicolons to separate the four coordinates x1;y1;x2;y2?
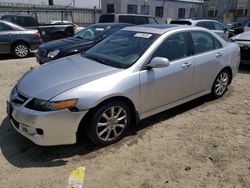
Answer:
83;30;159;69
74;25;107;40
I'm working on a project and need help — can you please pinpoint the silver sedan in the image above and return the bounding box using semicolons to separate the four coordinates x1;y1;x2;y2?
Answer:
7;24;240;146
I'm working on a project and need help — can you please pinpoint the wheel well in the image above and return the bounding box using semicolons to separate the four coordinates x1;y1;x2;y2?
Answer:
11;40;30;50
221;66;233;85
77;96;138;138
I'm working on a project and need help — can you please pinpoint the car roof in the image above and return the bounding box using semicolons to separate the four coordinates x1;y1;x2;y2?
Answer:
0;20;26;30
172;19;220;22
89;22;133;28
122;24;198;34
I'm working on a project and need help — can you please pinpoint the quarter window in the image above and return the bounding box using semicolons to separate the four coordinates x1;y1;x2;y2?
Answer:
191;31;222;54
153;32;190;61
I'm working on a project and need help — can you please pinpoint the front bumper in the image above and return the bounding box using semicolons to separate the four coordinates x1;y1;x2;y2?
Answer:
7;101;88;146
236;41;250;64
36;54;53;64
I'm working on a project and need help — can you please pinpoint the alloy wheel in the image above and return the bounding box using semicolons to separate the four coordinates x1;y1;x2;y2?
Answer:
96;106;128;142
15;44;29;57
214;72;229;96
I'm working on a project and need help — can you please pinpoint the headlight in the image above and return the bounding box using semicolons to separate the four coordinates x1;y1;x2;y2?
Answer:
230;37;236;42
47;50;60;58
27;98;78;111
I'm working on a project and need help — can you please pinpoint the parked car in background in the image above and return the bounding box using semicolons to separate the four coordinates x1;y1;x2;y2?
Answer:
225;22;244;37
231;31;250;64
170;19;229;40
99;13;159;25
8;24;240;146
36;23;131;64
49;20;85;33
0;20;42;58
244;20;250;32
0;15;74;42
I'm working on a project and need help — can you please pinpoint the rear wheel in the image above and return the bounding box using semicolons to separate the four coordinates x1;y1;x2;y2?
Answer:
12;43;30;58
87;101;131;146
211;69;230;98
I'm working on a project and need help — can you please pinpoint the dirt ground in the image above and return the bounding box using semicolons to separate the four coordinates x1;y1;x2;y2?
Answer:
0;55;249;188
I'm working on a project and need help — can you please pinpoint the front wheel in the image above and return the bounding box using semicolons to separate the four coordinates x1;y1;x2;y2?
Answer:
211;70;230;98
87;101;131;146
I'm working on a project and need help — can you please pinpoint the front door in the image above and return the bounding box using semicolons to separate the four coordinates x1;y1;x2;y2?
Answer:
140;32;194;114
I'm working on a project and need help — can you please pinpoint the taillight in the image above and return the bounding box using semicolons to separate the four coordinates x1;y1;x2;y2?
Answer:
33;32;41;38
237;49;241;57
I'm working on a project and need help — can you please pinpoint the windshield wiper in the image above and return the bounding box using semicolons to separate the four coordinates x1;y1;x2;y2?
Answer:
75;36;84;39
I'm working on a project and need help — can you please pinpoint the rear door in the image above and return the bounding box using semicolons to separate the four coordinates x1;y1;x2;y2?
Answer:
190;31;224;93
0;22;14;54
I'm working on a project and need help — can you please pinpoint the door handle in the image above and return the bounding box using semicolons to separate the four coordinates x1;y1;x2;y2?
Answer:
216;52;223;57
182;62;192;69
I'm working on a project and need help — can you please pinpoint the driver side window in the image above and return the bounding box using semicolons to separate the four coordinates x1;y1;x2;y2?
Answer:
153;32;190;61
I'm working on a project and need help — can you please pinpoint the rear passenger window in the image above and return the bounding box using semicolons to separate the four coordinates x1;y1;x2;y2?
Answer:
119;16;135;24
196;22;214;30
134;16;148;25
191;31;221;54
148;17;158;24
0;23;13;31
153;32;189;61
214;38;222;49
213;22;225;31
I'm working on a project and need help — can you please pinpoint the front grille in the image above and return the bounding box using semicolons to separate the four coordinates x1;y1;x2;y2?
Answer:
240;48;250;61
37;48;47;57
11;92;29;105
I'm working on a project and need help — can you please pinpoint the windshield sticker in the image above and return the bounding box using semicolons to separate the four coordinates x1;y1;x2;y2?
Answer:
134;33;152;38
95;28;104;31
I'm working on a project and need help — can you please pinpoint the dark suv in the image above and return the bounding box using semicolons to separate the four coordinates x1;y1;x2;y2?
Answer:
99;14;158;25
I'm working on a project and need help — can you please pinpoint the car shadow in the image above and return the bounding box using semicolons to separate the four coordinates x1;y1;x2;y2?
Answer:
0;95;212;168
0;52;36;61
239;63;250;74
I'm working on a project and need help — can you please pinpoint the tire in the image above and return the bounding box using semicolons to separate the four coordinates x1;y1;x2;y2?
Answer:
211;69;230;98
12;43;30;58
86;101;131;146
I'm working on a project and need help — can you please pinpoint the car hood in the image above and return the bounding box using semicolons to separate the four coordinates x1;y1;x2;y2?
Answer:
40;37;93;50
17;54;121;100
234;31;250;41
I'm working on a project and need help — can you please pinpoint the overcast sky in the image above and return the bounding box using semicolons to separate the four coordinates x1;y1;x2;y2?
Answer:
0;0;101;8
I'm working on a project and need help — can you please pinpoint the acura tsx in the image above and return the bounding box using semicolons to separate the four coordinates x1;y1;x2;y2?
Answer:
7;24;240;146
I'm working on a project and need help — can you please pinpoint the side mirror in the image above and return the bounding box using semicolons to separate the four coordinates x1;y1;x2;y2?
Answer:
147;57;170;69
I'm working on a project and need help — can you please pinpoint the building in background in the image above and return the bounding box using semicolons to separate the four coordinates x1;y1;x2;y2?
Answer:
0;1;101;25
101;0;205;23
206;0;250;22
0;0;101;9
